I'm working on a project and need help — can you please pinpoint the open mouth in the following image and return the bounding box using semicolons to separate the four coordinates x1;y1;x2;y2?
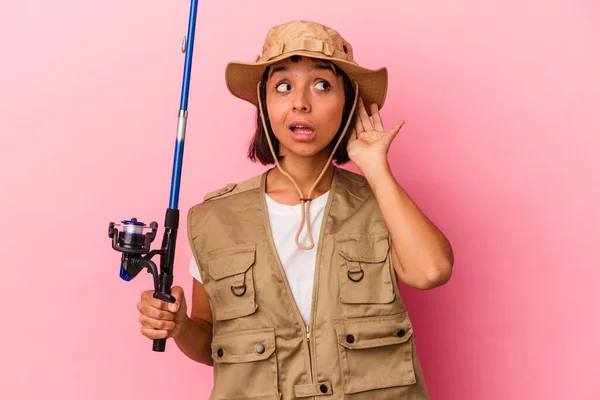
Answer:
289;121;316;135
290;127;315;134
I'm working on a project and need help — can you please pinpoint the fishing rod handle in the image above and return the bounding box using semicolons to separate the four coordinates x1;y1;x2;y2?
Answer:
153;338;167;352
152;286;176;352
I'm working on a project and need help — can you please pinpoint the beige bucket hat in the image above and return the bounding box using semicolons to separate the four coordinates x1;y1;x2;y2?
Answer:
225;20;388;110
224;21;389;250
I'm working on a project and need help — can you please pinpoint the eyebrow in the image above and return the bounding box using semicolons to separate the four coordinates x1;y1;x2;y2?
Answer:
269;63;337;79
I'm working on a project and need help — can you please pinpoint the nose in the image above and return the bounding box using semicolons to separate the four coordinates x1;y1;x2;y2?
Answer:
292;87;311;113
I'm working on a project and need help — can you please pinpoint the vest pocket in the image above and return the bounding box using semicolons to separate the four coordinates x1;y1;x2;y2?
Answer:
335;231;395;304
333;313;416;394
207;244;258;321
211;327;280;399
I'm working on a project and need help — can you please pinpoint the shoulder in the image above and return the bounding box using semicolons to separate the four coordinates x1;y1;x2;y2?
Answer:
188;172;263;221
187;172;262;229
202;173;262;203
336;167;368;186
186;172;263;246
202;183;238;202
335;167;373;199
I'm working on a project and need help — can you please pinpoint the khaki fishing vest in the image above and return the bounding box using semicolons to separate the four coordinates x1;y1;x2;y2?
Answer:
187;166;429;400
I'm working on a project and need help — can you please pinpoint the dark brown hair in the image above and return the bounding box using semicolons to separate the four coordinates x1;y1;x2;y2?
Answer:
247;56;357;165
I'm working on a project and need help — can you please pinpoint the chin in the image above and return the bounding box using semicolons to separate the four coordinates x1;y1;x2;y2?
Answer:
275;132;335;160
283;144;333;159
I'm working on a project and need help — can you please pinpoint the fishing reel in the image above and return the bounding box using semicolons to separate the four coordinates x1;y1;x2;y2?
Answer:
108;211;180;352
108;218;173;301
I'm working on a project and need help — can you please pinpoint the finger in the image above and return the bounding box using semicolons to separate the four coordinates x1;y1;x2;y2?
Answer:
354;111;364;133
371;103;384;131
141;291;173;311
357;98;373;131
140;326;168;340
139;314;176;331
350;127;359;140
386;120;405;141
169;286;185;313
137;301;176;321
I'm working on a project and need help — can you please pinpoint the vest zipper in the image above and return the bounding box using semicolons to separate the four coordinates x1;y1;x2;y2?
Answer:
260;169;338;396
304;169;338;391
306;324;314;393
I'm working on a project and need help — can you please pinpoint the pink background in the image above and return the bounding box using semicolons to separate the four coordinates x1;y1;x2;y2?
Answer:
1;0;599;399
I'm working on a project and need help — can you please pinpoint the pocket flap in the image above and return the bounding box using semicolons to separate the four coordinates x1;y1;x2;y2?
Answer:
336;231;389;263
211;327;276;364
207;244;256;280
333;313;413;350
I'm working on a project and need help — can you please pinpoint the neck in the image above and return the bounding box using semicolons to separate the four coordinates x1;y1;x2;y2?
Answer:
267;152;334;198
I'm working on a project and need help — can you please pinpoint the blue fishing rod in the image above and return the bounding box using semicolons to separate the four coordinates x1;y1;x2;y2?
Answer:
107;0;199;352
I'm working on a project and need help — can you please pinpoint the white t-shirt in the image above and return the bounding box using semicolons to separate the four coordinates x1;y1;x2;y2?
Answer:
189;191;329;325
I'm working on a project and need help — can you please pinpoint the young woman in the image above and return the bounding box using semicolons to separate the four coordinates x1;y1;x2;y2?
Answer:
137;20;453;399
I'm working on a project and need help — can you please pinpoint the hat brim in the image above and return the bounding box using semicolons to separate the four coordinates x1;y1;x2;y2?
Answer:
225;50;388;111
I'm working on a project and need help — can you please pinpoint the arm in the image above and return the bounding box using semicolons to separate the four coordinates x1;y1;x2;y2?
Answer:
172;279;214;365
348;98;454;290
138;279;214;365
362;161;454;290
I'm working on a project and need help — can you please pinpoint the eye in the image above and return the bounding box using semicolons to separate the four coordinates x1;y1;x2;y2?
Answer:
315;80;331;91
276;82;291;92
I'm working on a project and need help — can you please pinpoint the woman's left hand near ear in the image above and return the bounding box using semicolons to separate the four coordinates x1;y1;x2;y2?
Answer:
347;97;404;175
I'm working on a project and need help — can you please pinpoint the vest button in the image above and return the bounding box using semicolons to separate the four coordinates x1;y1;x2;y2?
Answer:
397;329;406;337
320;384;328;393
217;348;224;357
256;344;265;354
346;334;355;344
